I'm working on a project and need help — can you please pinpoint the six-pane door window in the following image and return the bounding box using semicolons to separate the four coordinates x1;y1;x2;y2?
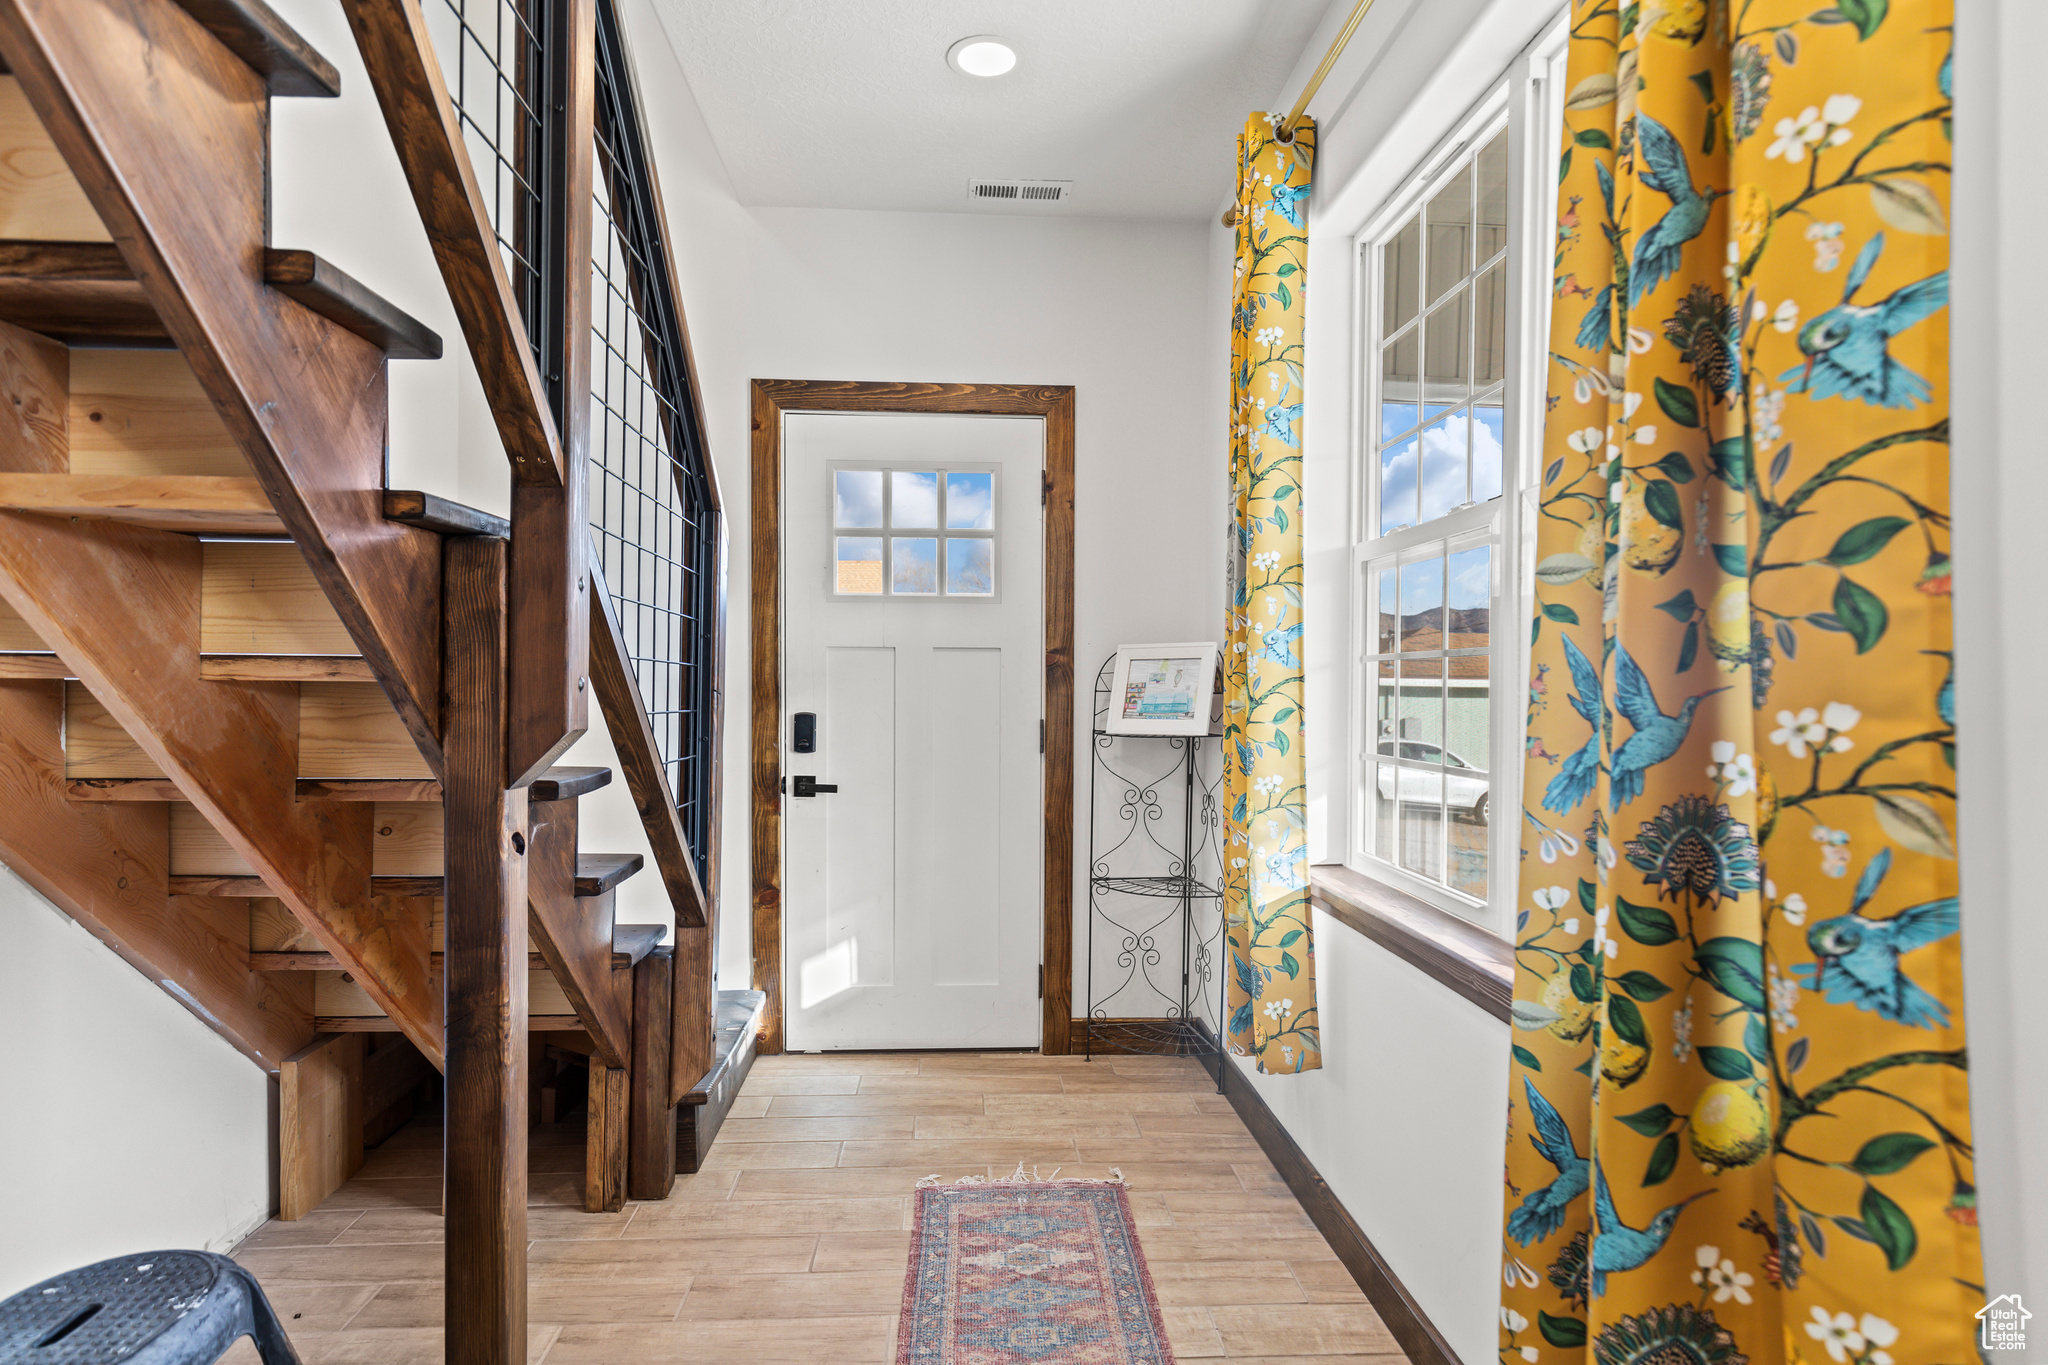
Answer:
833;468;996;598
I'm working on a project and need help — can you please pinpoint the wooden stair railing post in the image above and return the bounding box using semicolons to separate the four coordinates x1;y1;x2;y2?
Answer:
627;943;675;1199
508;0;596;786
442;534;527;1365
585;1061;627;1213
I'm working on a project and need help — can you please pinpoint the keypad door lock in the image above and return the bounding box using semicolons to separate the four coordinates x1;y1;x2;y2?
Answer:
791;775;837;798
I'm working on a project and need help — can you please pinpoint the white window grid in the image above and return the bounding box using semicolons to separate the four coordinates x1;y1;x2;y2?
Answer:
828;461;1000;602
1345;26;1566;931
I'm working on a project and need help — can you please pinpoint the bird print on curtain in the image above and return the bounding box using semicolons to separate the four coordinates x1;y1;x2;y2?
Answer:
1224;113;1319;1074
1502;5;1977;1365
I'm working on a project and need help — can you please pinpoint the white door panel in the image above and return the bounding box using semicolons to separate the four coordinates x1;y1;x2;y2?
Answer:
783;411;1044;1050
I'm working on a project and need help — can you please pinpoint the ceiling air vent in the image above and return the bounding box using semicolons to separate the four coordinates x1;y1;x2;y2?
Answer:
967;178;1074;205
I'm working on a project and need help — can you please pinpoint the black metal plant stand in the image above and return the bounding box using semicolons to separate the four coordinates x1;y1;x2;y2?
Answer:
1082;656;1227;1084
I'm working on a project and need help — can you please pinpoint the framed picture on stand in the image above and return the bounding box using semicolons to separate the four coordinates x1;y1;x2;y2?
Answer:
1103;642;1220;737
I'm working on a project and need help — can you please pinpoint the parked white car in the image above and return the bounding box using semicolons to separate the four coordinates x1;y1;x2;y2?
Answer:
1376;741;1488;821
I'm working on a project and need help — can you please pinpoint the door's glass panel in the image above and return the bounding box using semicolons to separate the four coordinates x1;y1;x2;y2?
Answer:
835;470;883;526
1383;214;1422;332
945;472;994;529
1379;433;1418;536
1398;555;1443;651
1472;401;1506;504
892;537;938;593
1419;408;1469;523
891;471;939;528
1426;160;1473;303
835;536;883;594
1475;130;1509;262
945;538;994;595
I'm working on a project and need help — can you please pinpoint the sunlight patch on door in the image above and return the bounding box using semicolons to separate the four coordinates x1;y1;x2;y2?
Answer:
800;937;859;1009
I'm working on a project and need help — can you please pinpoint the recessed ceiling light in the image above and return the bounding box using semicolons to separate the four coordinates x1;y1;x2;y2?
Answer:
947;35;1016;78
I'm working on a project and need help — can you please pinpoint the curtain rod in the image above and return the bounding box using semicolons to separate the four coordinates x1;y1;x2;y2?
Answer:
1222;0;1381;227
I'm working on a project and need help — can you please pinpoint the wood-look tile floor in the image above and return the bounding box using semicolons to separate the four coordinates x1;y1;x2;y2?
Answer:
225;1051;1407;1363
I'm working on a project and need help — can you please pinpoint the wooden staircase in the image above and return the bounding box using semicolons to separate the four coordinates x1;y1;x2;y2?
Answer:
0;0;739;1358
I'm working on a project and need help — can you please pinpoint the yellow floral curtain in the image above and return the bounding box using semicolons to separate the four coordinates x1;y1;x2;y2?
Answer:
1225;113;1319;1074
1503;3;1976;1363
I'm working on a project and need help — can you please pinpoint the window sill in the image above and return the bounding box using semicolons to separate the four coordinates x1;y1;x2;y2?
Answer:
1308;864;1513;1022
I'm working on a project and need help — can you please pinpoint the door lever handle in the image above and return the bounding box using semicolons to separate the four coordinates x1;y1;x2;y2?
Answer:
791;775;838;798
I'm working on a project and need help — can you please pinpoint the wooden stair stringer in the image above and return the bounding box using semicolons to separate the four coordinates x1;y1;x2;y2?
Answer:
527;793;631;1070
0;513;443;1065
0;678;313;1070
0;0;448;776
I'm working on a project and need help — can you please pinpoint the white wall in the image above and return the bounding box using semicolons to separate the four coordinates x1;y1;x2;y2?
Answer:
1950;0;2048;1322
1220;2;2048;1363
621;0;1219;995
0;865;272;1296
1210;4;1589;1363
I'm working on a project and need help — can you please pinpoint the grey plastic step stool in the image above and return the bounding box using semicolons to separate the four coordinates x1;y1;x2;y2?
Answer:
0;1251;301;1364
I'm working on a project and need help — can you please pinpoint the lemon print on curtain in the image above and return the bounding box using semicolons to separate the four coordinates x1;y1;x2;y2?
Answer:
1225;113;1319;1075
1501;3;1978;1364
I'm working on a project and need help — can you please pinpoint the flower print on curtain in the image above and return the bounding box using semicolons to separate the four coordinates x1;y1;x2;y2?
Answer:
1225;113;1319;1075
1502;4;1977;1365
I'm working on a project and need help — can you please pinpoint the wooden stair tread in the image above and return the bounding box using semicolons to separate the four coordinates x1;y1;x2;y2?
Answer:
77;771;609;803
576;853;642;897
0;243;434;359
0;472;285;535
384;490;509;539
170;0;340;98
264;250;441;359
319;1016;582;1032
72;777;442;802
254;923;661;972
681;990;767;1105
174;857;643;899
171;873;443;897
611;923;664;967
0;242;169;347
532;766;611;802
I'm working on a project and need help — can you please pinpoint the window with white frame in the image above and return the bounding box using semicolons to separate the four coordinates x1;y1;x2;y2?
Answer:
831;466;998;599
1351;31;1565;927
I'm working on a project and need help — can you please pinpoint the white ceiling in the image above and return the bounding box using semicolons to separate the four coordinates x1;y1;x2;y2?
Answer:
647;0;1337;221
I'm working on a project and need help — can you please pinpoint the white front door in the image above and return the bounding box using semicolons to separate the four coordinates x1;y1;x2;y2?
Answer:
782;411;1044;1051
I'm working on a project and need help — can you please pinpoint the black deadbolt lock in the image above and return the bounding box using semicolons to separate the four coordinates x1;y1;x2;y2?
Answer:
794;712;816;753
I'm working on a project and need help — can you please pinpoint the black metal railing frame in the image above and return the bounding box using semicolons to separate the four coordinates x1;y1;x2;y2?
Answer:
434;0;569;414
588;0;718;881
435;0;718;881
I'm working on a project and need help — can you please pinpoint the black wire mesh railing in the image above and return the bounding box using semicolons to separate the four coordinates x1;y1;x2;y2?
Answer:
586;0;719;883
428;0;565;416
425;0;717;885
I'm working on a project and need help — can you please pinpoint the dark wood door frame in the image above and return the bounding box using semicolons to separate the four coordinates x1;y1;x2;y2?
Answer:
749;380;1076;1055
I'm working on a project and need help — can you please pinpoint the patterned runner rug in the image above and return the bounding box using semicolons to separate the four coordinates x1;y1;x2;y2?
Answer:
896;1172;1177;1364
